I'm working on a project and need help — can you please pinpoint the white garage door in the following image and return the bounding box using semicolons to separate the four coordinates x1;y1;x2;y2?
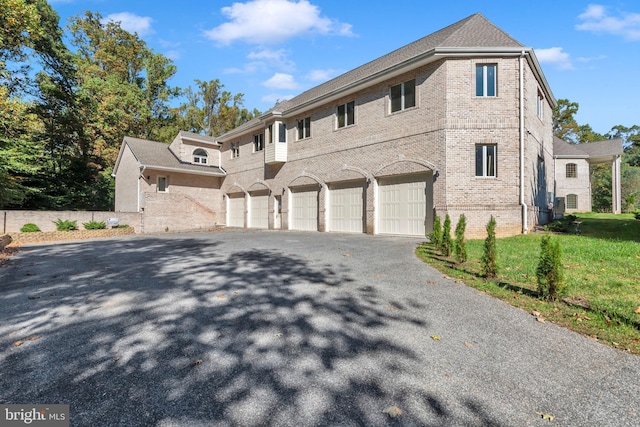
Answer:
227;195;244;227
378;175;432;236
290;187;318;231
249;192;269;229
329;183;365;233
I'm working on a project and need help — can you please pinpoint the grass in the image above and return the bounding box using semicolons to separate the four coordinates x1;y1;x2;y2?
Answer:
416;213;640;354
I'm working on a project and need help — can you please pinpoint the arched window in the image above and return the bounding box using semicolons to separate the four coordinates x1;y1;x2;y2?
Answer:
566;194;577;209
566;163;577;178
193;149;208;164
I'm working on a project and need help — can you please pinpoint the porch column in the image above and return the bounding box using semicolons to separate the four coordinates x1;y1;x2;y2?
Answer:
612;155;622;214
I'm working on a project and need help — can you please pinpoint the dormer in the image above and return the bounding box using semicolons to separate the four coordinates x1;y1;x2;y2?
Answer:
169;131;221;166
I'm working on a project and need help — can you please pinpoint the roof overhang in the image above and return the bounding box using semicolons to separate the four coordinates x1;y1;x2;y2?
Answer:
180;134;222;146
138;163;226;177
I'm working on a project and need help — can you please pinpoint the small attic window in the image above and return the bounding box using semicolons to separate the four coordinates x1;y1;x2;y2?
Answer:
193;149;208;164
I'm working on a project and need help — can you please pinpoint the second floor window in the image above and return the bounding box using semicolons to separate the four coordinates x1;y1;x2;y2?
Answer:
566;163;577;178
193;149;208;164
278;122;287;143
537;92;544;119
231;143;239;159
475;144;497;177
476;64;496;97
337;101;355;128
297;117;311;140
390;79;416;113
254;133;264;152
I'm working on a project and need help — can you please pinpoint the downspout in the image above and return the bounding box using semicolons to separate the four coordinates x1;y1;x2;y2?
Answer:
519;50;528;234
138;165;146;212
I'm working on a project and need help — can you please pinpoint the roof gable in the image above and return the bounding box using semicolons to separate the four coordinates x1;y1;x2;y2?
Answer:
553;136;624;163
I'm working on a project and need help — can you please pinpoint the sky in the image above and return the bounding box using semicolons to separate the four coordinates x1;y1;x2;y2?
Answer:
48;0;640;135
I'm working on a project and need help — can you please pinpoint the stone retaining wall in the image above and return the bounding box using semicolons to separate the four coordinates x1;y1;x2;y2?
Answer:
8;227;135;244
1;210;142;233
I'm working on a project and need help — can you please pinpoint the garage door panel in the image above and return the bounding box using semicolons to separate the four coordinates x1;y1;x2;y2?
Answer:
228;195;244;228
291;188;318;231
329;183;364;233
378;175;431;236
249;193;269;229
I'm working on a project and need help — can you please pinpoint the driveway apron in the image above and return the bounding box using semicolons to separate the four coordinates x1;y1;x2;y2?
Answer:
0;230;638;426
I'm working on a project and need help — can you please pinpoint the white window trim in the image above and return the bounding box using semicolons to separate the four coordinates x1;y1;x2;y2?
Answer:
193;149;208;164
337;101;355;129
253;133;264;152
537;92;544;120
476;144;497;178
231;143;240;159
476;64;497;97
297;117;311;140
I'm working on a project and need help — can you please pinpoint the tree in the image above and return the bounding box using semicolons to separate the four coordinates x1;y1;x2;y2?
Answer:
177;79;259;137
536;235;564;301
553;99;580;143
454;214;467;264
429;215;442;248
481;216;498;278
441;214;452;257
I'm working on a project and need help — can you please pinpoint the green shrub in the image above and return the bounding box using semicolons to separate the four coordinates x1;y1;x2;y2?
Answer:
114;224;129;229
429;215;442;247
545;214;578;233
20;223;41;232
634;210;640;220
481;215;498;278
536;235;564;301
441;214;453;257
454;214;467;264
53;219;78;231
83;220;106;230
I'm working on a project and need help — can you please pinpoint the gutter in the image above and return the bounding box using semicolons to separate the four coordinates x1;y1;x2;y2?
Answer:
519;50;528;234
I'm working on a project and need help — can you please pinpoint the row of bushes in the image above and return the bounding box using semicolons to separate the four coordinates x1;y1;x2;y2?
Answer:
20;220;128;232
428;214;564;301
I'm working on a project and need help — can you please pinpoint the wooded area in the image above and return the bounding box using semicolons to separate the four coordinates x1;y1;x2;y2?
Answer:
0;0;258;210
1;1;638;212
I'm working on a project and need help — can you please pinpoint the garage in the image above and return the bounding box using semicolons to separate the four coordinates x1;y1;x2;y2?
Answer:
378;174;432;236
290;186;318;231
227;194;245;227
329;182;365;233
249;191;269;229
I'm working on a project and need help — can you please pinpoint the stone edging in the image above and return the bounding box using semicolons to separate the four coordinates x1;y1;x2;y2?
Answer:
7;227;135;244
0;234;12;250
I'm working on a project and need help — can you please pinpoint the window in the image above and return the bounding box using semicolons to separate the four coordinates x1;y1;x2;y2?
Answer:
157;176;167;192
390;79;416;113
566;163;577;178
193;149;208;164
297;117;311;140
278;122;287;143
566;194;577;209
231;143;239;159
267;124;273;144
537;92;544;119
475;145;497;177
476;64;496;97
254;133;264;152
337;101;355;128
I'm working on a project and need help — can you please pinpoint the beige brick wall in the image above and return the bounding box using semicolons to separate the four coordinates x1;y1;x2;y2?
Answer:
142;192;219;233
1;210;142;233
554;158;592;212
215;56;554;237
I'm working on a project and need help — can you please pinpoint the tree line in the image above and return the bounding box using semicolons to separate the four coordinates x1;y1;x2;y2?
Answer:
0;0;258;210
1;1;638;212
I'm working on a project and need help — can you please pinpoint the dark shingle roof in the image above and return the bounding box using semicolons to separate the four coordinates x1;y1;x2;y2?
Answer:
275;13;522;113
220;13;526;140
123;136;225;176
553;136;624;161
178;130;219;144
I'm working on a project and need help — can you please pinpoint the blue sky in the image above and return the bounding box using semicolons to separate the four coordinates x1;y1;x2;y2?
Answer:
48;0;640;135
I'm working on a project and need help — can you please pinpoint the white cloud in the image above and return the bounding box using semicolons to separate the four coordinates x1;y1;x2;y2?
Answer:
261;93;294;105
104;12;154;37
204;0;354;44
576;54;607;63
305;69;340;82
536;47;574;70
263;73;300;90
576;4;640;40
248;48;296;71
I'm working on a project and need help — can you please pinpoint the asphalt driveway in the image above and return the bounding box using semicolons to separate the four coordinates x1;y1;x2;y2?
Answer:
1;230;638;426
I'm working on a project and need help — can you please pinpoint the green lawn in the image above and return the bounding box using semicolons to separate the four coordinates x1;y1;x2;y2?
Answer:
416;213;640;354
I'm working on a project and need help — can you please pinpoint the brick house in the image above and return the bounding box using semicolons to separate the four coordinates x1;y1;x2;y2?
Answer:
114;13;562;237
553;137;623;214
